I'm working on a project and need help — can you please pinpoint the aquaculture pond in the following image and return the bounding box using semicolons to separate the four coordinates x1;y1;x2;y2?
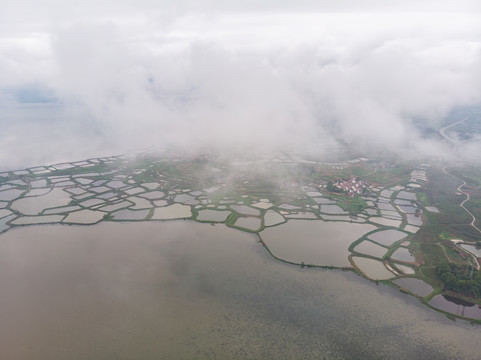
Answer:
235;217;262;231
263;210;285;227
0;221;480;359
151;204;192;220
260;220;376;267
11;188;71;215
369;217;402;228
351;256;394;280
391;247;416;263
394;264;416;275
111;209;150;220
429;295;481;320
393;278;433;297
196;209;231;222
353;240;388;258
367;229;407;247
460;244;481;257
319;204;348;214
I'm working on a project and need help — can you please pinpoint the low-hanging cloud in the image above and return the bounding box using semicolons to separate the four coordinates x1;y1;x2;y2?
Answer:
0;3;480;168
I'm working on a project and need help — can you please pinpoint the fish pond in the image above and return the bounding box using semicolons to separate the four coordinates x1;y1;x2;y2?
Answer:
260;220;376;267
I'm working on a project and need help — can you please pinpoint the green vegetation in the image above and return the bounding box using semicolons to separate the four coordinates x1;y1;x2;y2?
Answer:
2;150;481;320
338;197;368;214
437;262;481;298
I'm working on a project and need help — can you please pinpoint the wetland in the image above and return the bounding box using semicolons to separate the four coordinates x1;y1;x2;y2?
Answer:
0;221;480;360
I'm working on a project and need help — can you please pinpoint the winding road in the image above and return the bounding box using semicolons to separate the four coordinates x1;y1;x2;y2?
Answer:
441;166;481;236
439;119;481;268
439;119;465;145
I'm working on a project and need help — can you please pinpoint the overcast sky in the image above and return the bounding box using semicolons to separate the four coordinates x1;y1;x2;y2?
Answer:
0;1;480;168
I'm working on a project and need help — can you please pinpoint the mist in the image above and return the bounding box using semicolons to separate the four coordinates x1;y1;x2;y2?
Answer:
1;1;480;168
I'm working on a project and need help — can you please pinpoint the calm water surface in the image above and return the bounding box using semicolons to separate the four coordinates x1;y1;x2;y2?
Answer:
0;221;480;359
260;220;375;267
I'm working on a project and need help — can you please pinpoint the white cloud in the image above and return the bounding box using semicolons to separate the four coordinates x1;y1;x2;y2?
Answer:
0;4;480;167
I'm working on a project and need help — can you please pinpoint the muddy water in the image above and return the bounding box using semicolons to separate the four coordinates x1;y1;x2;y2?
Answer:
260;220;376;267
0;222;480;359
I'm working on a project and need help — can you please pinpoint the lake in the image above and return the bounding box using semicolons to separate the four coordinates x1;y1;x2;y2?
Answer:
0;221;480;359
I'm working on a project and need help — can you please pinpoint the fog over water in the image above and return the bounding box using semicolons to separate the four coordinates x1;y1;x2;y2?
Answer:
1;221;481;359
0;1;480;167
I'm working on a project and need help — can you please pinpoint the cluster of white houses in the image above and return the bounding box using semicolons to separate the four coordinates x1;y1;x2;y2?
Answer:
331;177;369;197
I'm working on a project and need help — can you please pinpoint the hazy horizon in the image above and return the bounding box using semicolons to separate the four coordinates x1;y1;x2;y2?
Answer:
1;1;480;168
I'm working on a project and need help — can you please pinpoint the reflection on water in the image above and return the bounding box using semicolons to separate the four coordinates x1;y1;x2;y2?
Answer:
429;295;481;320
235;216;261;231
196;209;231;222
391;247;415;263
393;278;433;297
460;244;481;257
151;204;192;219
367;229;407;247
353;240;388;258
0;222;480;359
263;210;285;227
260;220;376;267
352;256;394;280
11;188;70;215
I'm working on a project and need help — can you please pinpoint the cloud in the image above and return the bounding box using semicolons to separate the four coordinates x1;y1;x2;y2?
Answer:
0;6;480;168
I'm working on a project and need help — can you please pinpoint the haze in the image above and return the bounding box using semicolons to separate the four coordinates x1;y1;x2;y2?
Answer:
0;0;480;168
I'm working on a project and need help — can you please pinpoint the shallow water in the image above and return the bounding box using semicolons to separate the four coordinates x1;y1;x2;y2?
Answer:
43;205;82;214
11;215;64;225
404;225;420;234
139;191;166;200
377;203;396;212
235;217;261;231
11;189;71;215
63;210;105;224
351;256;394;280
0;189;25;201
312;197;336;204
391;247;415;263
393;278;433;297
405;214;423;226
24;188;51;197
126;196;153;210
196;209;231;222
397;191;417;201
368;217;402;227
460;244;481;257
151;204;192;220
229;205;260;216
398;205;418;213
367;229;407;247
394;264;416;275
263;210;285;227
173;193;199;205
380;189;394;198
111;209;150;220
260;220;375;267
319;204;348;214
353;240;388;258
106;180;126;189
1;222;481;359
97;201;132;213
429;295;481;320
285;212;317;219
321;215;365;222
251;201;273;209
